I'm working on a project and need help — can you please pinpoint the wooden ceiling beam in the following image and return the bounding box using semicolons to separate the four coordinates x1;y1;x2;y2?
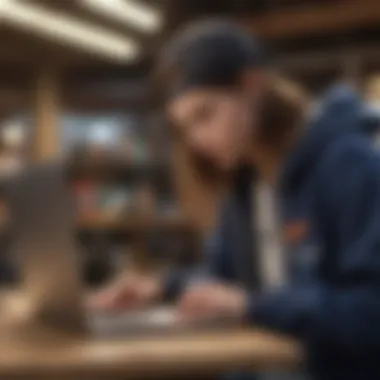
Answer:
242;0;380;39
274;44;380;73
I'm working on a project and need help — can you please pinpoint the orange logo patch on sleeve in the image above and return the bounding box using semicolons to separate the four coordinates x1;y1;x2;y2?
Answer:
283;220;309;246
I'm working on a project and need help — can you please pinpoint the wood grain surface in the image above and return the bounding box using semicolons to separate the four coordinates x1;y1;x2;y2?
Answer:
0;291;302;379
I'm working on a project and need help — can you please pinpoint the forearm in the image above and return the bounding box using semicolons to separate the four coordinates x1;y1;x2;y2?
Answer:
246;284;380;355
161;269;188;302
160;265;209;302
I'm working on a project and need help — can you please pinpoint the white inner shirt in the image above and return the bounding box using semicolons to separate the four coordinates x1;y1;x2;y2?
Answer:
253;181;286;289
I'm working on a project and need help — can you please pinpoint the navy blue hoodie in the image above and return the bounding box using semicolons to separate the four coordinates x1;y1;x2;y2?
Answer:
249;86;380;378
165;85;380;379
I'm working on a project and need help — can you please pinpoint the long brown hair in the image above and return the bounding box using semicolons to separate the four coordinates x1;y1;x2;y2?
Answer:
259;73;309;152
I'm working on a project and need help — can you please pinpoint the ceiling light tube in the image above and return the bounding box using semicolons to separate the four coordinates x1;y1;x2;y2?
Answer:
81;0;162;33
0;0;139;62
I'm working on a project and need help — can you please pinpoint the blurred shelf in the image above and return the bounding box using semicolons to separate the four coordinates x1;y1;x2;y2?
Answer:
0;213;195;235
67;158;171;184
77;213;195;234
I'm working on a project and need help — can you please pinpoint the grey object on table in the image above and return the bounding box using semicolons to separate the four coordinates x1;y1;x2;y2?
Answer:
88;306;242;338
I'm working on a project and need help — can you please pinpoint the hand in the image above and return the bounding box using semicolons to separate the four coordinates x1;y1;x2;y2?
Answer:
177;282;248;323
86;272;162;312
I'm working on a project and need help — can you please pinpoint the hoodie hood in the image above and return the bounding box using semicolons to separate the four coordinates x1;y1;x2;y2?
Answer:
280;85;374;196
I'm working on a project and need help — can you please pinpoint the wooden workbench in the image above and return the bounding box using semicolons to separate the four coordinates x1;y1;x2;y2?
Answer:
0;291;302;379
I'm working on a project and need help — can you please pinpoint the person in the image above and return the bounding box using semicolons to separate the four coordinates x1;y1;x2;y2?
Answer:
89;20;380;380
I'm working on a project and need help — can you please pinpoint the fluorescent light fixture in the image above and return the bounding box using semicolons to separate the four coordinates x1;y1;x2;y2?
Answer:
0;0;139;62
81;0;162;33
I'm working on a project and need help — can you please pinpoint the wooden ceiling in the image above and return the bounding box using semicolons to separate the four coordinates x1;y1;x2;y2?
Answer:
1;0;380;106
0;0;366;67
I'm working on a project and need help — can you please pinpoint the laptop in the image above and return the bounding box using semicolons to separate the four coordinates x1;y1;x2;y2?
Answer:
6;163;233;338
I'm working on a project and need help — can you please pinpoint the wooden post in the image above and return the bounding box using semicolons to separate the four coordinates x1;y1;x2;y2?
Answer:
31;68;60;162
